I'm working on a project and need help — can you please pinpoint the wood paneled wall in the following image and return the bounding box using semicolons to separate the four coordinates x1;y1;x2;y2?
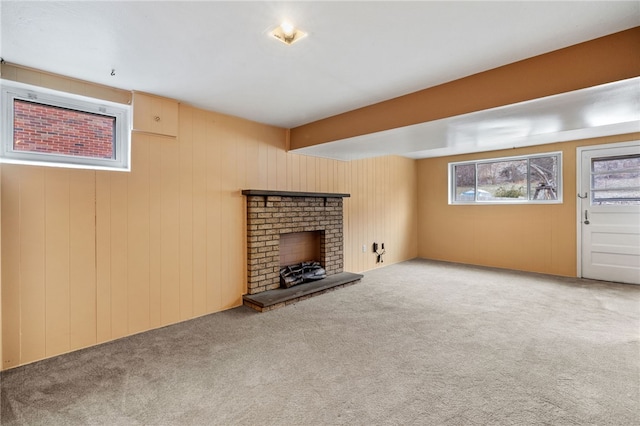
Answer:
1;103;418;370
0;165;3;368
416;132;640;277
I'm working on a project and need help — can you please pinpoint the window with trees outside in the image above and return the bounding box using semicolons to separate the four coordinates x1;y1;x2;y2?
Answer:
1;81;130;171
450;152;562;204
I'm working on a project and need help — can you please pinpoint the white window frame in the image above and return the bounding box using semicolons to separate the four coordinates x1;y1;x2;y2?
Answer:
1;80;131;171
448;152;563;205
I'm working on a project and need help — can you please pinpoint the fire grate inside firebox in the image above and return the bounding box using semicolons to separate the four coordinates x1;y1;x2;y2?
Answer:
280;261;327;288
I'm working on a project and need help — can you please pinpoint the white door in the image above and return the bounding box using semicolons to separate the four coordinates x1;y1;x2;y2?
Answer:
578;141;640;284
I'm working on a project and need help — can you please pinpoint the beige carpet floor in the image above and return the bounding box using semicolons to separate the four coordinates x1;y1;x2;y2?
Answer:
1;258;639;425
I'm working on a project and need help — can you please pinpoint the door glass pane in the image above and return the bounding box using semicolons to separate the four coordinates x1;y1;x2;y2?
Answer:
591;155;640;205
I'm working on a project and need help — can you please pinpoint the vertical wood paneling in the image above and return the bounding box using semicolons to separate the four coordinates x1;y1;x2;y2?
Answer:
230;190;245;303
296;155;303;191
233;161;247;305
44;169;70;357
95;172;112;343
236;130;249;296
551;204;575;276
307;156;317;191
235;125;248;192
321;158;330;192
276;147;288;190
0;166;2;368
346;160;355;272
206;116;222;312
306;156;314;192
360;158;368;271
399;157;409;261
389;157;396;262
293;156;303;191
360;159;368;271
366;159;374;265
2;166;20;369
383;157;389;253
149;138;162;328
339;160;351;270
109;173;128;339
287;154;300;191
374;157;384;250
160;136;181;325
0;165;2;368
127;135;151;334
220;127;236;309
257;138;268;190
337;155;420;271
69;169;96;350
19;168;46;364
384;157;393;261
330;161;338;193
352;159;362;272
396;157;405;261
191;109;208;317
179;109;194;321
245;133;259;190
267;144;278;190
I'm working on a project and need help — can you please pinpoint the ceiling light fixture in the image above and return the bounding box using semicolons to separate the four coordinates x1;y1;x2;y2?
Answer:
270;21;307;46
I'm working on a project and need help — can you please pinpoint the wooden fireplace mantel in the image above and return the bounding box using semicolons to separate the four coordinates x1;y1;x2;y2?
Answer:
241;190;350;198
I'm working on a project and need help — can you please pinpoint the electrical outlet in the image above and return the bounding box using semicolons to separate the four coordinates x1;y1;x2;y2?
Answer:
362;244;366;253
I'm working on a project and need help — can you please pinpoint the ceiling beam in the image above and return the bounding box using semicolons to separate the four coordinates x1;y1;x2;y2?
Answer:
290;27;640;150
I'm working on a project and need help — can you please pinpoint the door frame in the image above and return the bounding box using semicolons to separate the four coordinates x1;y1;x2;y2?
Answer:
576;140;640;278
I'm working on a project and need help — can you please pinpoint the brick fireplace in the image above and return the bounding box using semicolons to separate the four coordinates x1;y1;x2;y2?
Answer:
241;190;362;311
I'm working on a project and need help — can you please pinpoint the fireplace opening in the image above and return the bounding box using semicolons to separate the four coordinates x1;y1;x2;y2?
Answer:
279;231;326;288
279;231;322;267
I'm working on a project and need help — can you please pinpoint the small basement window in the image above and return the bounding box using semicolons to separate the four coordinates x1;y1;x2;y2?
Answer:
449;152;562;204
1;81;130;171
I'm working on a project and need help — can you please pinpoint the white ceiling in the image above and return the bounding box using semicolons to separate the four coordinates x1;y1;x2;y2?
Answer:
1;1;639;159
